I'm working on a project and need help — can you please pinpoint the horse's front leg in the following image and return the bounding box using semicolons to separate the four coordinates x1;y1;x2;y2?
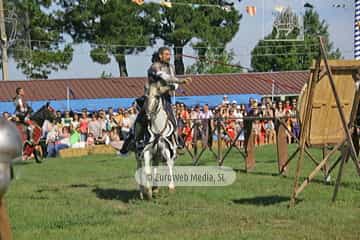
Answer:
164;149;175;192
142;149;153;199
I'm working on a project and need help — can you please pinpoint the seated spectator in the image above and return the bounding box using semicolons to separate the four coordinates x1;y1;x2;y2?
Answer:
61;111;73;127
109;127;123;150
87;132;95;147
46;120;58;158
70;126;84;148
96;129;110;145
2;112;10;120
55;126;71;155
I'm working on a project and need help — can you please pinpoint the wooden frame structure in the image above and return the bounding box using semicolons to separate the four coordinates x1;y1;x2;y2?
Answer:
0;197;12;240
289;37;360;206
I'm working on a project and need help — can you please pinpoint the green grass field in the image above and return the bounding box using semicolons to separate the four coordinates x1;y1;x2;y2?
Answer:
5;145;360;240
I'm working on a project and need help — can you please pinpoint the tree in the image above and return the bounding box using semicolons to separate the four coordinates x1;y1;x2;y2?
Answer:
6;0;73;79
153;1;241;74
59;0;157;77
251;8;341;72
186;48;242;74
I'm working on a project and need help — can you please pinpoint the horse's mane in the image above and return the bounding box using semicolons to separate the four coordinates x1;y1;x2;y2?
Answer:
30;104;54;126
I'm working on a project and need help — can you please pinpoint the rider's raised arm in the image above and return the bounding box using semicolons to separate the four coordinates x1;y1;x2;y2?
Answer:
149;63;186;84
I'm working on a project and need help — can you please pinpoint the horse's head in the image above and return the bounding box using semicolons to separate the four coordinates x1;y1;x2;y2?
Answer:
30;102;57;126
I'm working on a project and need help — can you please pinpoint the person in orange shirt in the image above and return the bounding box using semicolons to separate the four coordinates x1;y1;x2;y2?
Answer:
182;121;193;150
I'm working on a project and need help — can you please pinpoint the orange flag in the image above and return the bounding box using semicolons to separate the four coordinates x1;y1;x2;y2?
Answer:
132;0;144;5
246;6;256;16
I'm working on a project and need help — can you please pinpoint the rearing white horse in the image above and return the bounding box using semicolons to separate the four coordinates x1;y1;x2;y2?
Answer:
136;96;177;200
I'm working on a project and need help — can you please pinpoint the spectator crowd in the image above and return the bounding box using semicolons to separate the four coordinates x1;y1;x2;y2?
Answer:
1;95;300;158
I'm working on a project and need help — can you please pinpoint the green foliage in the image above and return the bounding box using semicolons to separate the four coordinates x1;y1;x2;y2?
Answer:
100;70;112;78
59;0;157;76
7;145;360;239
5;0;73;79
251;9;341;72
186;48;242;74
153;1;241;74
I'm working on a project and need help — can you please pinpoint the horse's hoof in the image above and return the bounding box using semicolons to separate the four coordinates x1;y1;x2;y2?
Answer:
152;187;159;194
325;175;331;184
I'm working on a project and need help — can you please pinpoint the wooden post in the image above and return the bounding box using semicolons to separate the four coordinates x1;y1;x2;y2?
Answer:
294;140;345;198
332;149;349;202
217;119;222;165
276;120;288;174
0;198;12;240
290;48;321;207
319;37;360;175
245;130;255;172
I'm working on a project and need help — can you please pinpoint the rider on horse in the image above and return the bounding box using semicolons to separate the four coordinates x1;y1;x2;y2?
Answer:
120;47;191;154
13;87;33;142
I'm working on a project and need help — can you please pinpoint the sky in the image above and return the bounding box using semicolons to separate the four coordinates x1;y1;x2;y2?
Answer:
6;0;355;80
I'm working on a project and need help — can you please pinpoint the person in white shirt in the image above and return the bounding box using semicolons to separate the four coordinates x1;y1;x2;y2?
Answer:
222;95;230;105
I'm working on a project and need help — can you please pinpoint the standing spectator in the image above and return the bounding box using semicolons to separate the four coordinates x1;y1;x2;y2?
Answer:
98;113;106;134
191;105;202;147
107;107;114;119
264;117;276;144
62;111;73;127
113;108;124;127
121;111;131;140
200;104;213;148
72;113;80;129
55;111;62;124
285;110;293;143
182;121;193;150
128;108;137;127
284;100;292;112
222;95;230;105
275;101;286;118
234;105;244;148
79;111;89;142
88;113;101;139
231;100;237;111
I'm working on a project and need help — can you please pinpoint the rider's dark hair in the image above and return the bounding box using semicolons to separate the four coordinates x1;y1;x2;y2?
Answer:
151;47;171;63
151;51;160;63
16;87;22;95
158;46;170;55
13;87;23;101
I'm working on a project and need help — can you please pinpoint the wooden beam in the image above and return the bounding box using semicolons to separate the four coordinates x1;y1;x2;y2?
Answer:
0;198;12;240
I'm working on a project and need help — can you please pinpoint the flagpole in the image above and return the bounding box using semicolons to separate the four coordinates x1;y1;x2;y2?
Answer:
262;0;265;40
66;86;70;111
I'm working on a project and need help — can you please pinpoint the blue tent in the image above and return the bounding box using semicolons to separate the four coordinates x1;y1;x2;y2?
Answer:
0;94;262;113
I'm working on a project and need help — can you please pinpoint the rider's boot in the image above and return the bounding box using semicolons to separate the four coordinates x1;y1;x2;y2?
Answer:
135;117;148;150
26;125;34;145
119;132;133;155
